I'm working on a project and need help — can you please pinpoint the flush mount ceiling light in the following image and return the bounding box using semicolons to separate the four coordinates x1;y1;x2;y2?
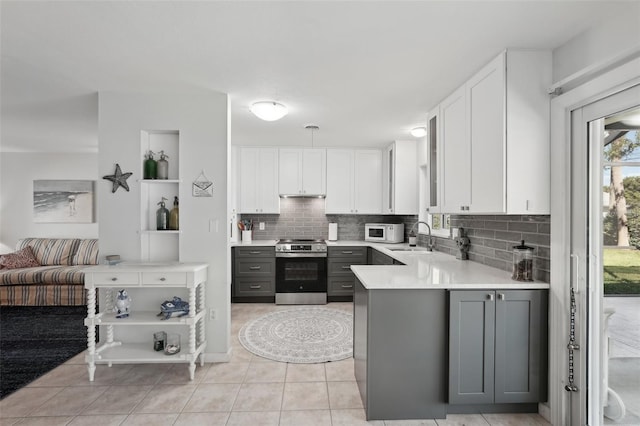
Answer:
410;127;427;138
250;101;288;121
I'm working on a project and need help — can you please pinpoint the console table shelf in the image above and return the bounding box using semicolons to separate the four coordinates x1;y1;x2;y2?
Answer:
84;262;208;381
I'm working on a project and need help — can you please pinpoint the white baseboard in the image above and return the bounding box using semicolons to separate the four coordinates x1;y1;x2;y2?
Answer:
538;402;551;423
202;347;232;363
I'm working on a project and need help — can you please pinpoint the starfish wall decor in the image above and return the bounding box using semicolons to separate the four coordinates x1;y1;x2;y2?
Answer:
103;163;133;193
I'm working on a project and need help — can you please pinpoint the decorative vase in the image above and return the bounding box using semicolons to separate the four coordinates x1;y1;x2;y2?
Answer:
157;151;169;179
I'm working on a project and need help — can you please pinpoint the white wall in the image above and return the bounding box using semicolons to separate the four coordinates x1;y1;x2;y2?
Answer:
98;91;230;359
0;152;99;253
552;4;640;83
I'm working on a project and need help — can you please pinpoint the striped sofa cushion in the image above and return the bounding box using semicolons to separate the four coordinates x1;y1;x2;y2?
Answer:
72;239;99;265
0;284;87;306
38;266;87;285
0;266;44;285
17;238;80;266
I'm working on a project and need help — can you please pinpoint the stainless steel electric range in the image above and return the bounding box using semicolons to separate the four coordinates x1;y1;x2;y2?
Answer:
275;239;327;305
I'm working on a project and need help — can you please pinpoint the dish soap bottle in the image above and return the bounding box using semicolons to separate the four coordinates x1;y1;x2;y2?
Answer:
156;197;169;230
157;151;169;180
144;150;157;179
169;196;179;230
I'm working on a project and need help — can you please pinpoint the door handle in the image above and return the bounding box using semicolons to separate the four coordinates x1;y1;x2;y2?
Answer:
570;253;580;293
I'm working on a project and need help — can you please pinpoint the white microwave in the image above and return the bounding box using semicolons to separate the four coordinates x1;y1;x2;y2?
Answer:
365;223;404;244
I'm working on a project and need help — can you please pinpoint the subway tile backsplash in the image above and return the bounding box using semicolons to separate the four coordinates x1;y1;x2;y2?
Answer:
421;214;551;282
240;199;550;283
240;198;416;241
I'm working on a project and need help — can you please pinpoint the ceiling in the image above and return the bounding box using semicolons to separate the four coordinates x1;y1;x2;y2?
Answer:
0;1;634;153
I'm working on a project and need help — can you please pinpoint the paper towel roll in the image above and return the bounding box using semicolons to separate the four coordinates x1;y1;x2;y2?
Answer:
328;223;338;241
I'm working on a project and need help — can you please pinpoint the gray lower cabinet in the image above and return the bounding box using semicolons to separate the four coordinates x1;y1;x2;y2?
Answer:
327;246;367;298
449;289;548;405
369;249;394;265
354;278;447;420
232;246;275;299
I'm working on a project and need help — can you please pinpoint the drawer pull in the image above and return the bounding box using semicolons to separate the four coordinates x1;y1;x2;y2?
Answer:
250;285;262;289
342;251;353;254
249;251;261;254
111;277;118;281
159;277;166;281
341;266;351;269
249;266;261;270
341;284;353;289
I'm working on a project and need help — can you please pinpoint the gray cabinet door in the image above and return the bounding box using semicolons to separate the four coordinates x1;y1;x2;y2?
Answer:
449;290;495;404
449;289;548;405
370;250;394;265
494;290;546;403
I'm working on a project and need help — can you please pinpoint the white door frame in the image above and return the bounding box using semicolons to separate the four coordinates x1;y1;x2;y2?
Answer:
549;57;640;425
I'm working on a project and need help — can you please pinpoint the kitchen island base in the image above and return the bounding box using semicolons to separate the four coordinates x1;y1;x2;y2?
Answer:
354;278;447;420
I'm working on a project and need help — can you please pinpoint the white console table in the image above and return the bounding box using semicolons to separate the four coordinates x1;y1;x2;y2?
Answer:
83;262;208;381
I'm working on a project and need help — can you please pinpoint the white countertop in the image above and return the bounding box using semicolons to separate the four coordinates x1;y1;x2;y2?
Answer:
231;239;549;290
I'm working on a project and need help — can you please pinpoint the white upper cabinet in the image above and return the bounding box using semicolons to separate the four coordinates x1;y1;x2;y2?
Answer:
239;147;280;214
426;107;441;214
440;86;470;213
326;149;382;214
383;140;418;215
278;148;326;196
435;49;551;215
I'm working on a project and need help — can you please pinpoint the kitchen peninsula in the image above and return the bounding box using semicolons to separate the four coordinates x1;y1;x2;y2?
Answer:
349;246;549;421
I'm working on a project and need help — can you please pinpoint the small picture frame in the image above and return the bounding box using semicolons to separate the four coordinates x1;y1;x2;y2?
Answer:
192;171;213;197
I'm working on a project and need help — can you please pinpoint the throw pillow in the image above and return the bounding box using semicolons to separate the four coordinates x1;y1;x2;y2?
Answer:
0;246;41;269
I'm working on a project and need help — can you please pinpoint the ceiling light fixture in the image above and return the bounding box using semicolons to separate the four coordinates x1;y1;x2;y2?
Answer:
410;127;427;138
250;101;288;121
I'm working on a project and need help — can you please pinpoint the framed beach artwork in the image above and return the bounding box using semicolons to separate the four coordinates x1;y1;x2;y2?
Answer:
33;180;95;223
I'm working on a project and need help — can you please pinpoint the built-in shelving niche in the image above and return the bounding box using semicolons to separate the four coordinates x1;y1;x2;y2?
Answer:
139;130;180;262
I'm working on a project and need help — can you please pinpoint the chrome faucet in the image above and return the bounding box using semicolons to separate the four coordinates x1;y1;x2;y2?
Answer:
409;221;434;251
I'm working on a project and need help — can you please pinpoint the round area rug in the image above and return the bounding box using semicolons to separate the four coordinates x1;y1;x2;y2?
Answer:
238;307;353;363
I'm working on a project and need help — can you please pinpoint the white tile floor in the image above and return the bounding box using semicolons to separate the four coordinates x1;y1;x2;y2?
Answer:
0;302;551;425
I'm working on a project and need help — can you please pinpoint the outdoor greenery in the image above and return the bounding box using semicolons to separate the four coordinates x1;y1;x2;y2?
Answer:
603;130;639;295
603;247;640;295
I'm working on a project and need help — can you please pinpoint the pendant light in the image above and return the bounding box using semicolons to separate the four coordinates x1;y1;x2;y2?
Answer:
250;101;288;121
305;124;319;147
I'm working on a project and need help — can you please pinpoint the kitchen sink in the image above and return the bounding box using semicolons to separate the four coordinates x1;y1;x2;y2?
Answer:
389;247;432;252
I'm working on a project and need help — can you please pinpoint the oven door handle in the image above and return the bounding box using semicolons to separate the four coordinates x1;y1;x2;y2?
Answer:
275;253;327;258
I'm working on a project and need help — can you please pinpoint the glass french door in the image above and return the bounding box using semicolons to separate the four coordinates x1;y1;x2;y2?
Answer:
570;84;640;425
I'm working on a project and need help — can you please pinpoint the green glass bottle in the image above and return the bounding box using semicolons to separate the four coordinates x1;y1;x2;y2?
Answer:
156;197;169;230
144;151;157;179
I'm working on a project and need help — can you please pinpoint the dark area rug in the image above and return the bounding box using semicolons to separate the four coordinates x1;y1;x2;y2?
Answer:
0;306;89;399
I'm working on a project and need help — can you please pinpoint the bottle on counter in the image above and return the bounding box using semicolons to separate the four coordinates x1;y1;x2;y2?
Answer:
156;197;169;230
169;196;179;230
157;151;169;179
143;150;157;179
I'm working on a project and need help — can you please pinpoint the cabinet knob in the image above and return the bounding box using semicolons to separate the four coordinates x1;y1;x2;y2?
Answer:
111;277;118;281
460;206;465;211
498;293;505;300
341;284;353;289
426;207;430;212
160;277;166;281
487;293;494;301
249;266;261;270
250;285;261;289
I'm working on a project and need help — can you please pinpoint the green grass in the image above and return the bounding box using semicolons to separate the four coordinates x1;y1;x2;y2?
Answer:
603;248;640;294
